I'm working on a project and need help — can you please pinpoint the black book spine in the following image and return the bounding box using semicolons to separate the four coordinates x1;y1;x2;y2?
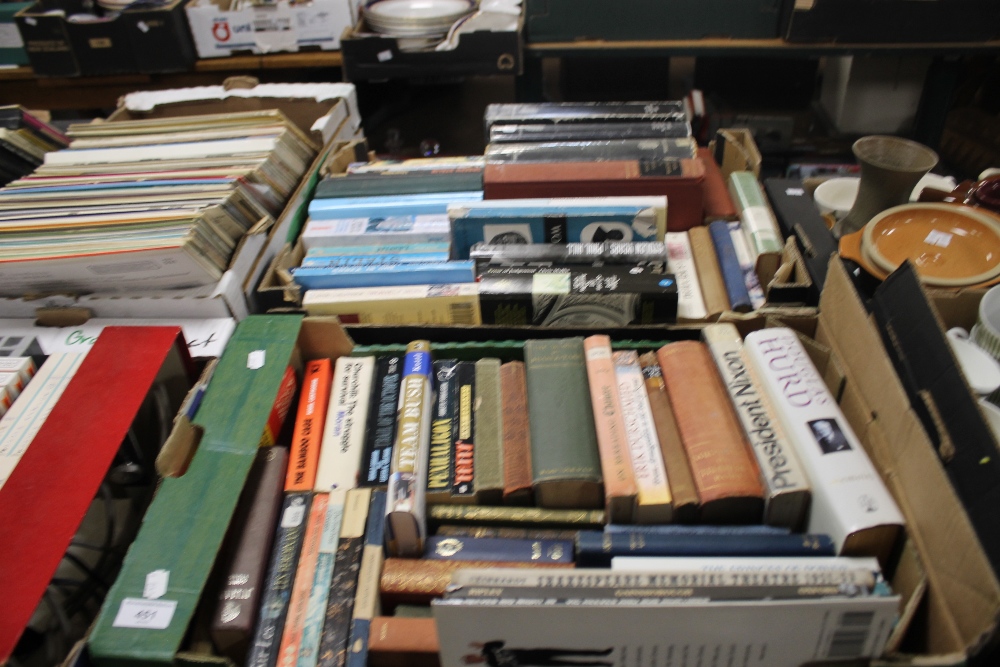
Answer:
427;360;459;502
359;356;402;488
451;362;477;500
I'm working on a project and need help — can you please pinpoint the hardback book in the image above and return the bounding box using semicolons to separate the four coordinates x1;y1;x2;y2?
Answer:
450;362;477;503
386;341;434;558
582;335;638;524
314;171;483;199
636;352;700;523
664;232;708;322
246;491;313;667
300;215;452;251
603;523;790;537
347;157;484;176
743;328;905;564
428;505;605;530
368;617;440;667
300;252;452;268
484;102;688;129
708;220;753;313
574;530;836;567
277;492;330;667
610;555;882;581
360;356;402;488
482;159;706;232
286;359;333;493
484;138;698;164
488;121;691;144
687;225;730;317
316;356;375;493
728;171;784;259
345;490;389;667
424;535;574;564
523;338;604;511
702;323;811;530
697;147;738;222
291;261;476;291
306;192;483;221
298;491;349;667
657;341;765;524
478;265;678;327
305;242;451;258
500;361;533;505
427;361;459;504
726;221;766;310
211;446;289;663
316;488;373;667
435;526;580;541
261;365;299;448
469;241;667;269
473;358;504;505
303;284;482;326
612;351;673;524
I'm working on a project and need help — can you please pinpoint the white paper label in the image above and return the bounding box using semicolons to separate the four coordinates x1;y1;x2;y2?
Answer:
584;346;612;361
785;188;805;197
281;502;306;528
377;49;392;62
924;230;952;248
248;350;265;369
143;569;169;600
0;24;24;49
113;598;177;630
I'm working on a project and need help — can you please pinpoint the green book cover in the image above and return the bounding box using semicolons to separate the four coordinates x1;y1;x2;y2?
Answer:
473;358;504;505
88;315;304;667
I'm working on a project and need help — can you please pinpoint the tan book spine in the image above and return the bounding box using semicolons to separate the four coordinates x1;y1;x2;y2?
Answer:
583;335;638;524
657;341;765;524
474;358;504;505
688;226;729;318
500;361;533;506
369;617;440;667
637;352;700;523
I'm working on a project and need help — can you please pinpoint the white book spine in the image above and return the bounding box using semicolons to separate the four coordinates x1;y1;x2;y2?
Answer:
612;351;672;523
726;222;766;310
702;323;811;530
301;216;451;250
611;556;881;574
314;356;375;493
665;232;707;321
743;328;904;556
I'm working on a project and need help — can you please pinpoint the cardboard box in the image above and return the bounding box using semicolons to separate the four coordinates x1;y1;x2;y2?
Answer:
0;2;30;66
185;0;353;59
14;0;195;77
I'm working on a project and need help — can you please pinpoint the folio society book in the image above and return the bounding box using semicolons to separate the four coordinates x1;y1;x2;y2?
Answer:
488;121;692;143
484;101;688;130
484;138;698;164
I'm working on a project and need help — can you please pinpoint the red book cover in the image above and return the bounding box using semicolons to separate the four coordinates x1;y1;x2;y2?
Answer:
698;147;738;221
0;326;193;662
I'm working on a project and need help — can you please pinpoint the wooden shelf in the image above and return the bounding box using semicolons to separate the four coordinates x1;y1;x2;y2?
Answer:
526;38;1000;57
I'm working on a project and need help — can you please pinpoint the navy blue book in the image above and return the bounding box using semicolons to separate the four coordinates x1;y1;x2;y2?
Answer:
424;535;575;563
603;524;790;537
708;220;752;313
345;490;388;667
576;530;835;567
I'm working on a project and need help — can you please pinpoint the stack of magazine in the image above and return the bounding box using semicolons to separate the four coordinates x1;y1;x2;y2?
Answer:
0;110;318;296
0;106;69;186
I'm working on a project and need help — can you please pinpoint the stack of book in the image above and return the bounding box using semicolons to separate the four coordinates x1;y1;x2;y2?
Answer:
0;106;69;186
0;356;35;417
0;110;318;296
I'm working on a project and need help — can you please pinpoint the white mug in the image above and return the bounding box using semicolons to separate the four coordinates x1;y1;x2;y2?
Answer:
971;284;1000;363
947;327;1000;396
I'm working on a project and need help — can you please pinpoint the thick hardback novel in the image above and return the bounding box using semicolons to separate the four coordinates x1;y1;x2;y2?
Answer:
612;350;673;524
603;524;790;537
278;493;330;667
386;342;433;558
451;362;477;502
744;328;904;564
424;536;574;563
211;447;289;663
523;338;603;510
368;617;440;667
427;360;459;504
697;147;738;222
500;361;533;505
485;139;698;164
484;102;688;129
473;358;504;504
314;171;483;199
435;526;580;541
345;490;388;667
582;335;638;524
488;121;691;144
291;261;476;291
428;505;605;530
702;324;811;530
664;232;708;322
657;341;765;524
287;359;333;492
478;265;678;327
246;491;314;667
708;220;753;313
316;356;375;493
316;489;372;667
574;530;836;567
360;356;402;488
687;225;730;317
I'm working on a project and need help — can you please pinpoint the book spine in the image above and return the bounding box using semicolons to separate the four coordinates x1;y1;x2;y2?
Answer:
427;360;458;503
611;555;881;576
743;328;904;562
315;489;372;667
297;491;347;667
447;583;869;602
246;491;313;667
451;361;477;501
469;241;668;265
428;504;606;529
500;361;533;505
306;243;452;258
726;222;766;310
687;225;730;317
304;286;481;327
604;524;789;536
583;335;638;523
435;526;580;541
473;358;504;504
315;356;375;493
424;536;573;563
277;493;329;667
302;216;452;246
261;366;299;447
359;356;401;488
702;323;812;530
664;232;707;322
346;490;388;667
656;341;765;524
708;220;752;313
611;351;673;524
287;359;333;492
300;252;452;268
728;171;783;257
368;617;440;667
386;342;433;558
574;530;836;567
292;262;476;291
636;352;699;523
211;446;289;663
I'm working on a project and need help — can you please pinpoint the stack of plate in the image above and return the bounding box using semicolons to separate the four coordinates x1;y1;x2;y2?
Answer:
364;0;476;37
96;0;132;10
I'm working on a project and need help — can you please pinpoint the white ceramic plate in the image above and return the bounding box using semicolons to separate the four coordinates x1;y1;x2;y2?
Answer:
367;0;473;21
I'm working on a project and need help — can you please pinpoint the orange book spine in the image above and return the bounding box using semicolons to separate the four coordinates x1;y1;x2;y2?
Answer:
286;359;333;492
656;341;764;523
582;335;637;524
277;492;329;667
500;361;533;506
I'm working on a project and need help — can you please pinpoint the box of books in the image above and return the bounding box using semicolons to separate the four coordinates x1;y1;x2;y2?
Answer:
184;0;353;59
0;2;30;66
14;0;195;77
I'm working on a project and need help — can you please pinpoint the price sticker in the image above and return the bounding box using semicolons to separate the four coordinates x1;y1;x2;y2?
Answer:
112;598;177;630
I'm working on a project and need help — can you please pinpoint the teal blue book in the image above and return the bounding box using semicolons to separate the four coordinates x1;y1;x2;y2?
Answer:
300;252;451;268
307;192;483;219
292;261;476;290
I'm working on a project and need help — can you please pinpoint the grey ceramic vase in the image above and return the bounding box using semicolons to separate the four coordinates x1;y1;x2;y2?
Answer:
833;135;939;238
